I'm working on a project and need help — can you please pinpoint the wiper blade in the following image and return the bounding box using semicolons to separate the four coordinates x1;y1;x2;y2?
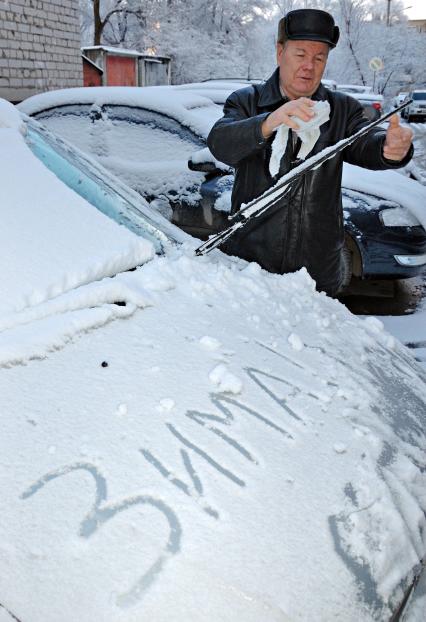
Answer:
195;99;412;256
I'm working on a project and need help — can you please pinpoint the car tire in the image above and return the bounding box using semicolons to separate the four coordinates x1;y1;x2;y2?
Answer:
340;245;353;292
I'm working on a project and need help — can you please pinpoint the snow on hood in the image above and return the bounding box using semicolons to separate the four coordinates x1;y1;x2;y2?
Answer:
4;95;425;621
343;163;426;229
0;97;24;131
0;105;154;323
0;246;425;621
18;86;222;140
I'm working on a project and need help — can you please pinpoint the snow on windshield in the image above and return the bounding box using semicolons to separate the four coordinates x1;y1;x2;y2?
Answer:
0;114;153;331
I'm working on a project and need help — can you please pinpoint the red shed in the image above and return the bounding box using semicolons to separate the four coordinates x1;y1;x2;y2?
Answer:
82;46;171;87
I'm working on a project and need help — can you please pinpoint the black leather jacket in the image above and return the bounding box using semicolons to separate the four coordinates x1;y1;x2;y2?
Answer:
207;69;412;296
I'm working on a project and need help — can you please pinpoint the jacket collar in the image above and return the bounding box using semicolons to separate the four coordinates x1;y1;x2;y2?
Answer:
258;67;328;107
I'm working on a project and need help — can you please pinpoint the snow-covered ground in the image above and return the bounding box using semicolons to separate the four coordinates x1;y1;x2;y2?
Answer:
380;306;426;369
1;99;426;621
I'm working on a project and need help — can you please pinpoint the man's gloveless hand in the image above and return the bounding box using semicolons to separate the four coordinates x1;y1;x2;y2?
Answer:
383;114;413;161
261;97;315;138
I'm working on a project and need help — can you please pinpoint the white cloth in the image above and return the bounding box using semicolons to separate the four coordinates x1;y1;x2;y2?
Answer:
269;100;330;177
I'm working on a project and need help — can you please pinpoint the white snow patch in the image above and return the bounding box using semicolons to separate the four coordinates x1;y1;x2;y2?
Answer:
157;398;176;412
199;336;221;351
333;443;348;454
116;403;128;417
209;363;243;394
288;333;304;351
0;98;24;130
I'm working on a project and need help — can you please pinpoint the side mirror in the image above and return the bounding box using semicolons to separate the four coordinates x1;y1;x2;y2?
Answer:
188;147;232;175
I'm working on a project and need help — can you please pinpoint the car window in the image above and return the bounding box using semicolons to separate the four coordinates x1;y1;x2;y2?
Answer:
34;104;95;154
100;105;206;203
23;116;187;251
412;92;426;100
33;103;206;206
104;105;204;147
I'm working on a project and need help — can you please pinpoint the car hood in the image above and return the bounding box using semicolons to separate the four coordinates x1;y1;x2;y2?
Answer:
4;94;426;622
1;243;426;621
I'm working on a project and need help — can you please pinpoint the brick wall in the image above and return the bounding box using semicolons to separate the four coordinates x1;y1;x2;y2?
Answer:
0;0;82;102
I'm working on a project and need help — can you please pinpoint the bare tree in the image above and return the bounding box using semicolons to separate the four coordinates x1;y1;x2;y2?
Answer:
338;0;368;85
90;0;148;46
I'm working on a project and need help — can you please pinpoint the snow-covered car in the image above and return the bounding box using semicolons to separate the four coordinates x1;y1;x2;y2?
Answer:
18;86;426;284
2;98;426;621
401;90;426;123
337;84;373;95
393;92;409;109
336;86;384;121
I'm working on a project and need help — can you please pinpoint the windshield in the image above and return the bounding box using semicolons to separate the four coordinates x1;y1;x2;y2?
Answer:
21;115;187;253
412;92;426;100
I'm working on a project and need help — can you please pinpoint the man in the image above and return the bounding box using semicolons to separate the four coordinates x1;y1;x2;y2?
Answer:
207;9;413;296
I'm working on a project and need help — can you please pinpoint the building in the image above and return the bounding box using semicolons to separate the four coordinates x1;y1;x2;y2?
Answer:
408;19;426;34
0;0;82;103
82;46;171;88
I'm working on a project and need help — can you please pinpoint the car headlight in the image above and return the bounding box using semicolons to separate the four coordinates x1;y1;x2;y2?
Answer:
379;207;421;227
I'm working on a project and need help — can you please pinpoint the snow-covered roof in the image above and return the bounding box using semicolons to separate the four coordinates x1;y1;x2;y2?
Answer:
82;45;143;57
1;96;426;621
82;46;171;61
337;84;373;93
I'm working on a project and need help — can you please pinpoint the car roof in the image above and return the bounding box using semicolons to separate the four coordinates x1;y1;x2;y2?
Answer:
18;86;223;139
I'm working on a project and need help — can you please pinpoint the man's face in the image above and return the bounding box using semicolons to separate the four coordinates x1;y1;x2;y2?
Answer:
277;39;329;100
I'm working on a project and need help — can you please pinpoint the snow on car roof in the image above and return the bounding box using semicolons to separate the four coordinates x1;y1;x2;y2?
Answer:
1;97;426;621
18;86;222;140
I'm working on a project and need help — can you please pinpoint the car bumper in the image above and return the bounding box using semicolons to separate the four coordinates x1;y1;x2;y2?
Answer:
394;253;426;267
346;222;426;279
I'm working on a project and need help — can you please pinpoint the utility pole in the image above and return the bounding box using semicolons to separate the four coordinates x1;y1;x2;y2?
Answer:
386;0;391;26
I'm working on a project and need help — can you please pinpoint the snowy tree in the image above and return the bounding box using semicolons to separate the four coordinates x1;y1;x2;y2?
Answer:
79;0;426;91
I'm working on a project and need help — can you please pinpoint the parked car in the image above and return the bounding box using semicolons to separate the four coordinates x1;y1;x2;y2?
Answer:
321;78;337;90
336;86;383;121
2;97;426;622
18;87;426;284
401;90;426;122
392;92;409;108
337;84;373;95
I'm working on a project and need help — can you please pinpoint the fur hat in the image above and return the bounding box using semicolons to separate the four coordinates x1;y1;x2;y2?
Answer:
278;9;340;48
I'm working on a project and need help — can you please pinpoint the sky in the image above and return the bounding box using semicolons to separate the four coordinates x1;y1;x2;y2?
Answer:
404;0;426;20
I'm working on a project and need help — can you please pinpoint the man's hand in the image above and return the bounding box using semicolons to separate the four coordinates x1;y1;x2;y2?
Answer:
383;115;413;161
262;97;315;139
